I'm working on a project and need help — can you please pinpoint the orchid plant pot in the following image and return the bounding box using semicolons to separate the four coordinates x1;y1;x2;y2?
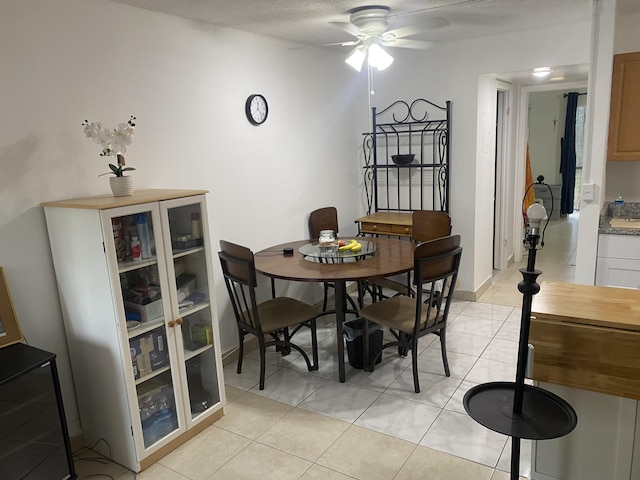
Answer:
109;176;133;197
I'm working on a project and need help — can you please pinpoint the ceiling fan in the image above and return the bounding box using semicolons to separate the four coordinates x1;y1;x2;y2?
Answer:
336;5;450;71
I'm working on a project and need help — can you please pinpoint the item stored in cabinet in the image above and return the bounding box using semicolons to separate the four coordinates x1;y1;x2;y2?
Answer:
112;218;126;261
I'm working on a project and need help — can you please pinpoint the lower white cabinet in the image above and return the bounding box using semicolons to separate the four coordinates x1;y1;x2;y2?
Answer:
43;189;225;472
596;234;640;288
531;383;639;480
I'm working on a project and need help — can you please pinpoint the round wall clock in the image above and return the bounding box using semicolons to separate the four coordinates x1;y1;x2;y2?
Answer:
245;94;268;125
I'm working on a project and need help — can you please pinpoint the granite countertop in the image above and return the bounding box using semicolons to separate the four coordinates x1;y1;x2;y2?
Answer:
599;202;640;236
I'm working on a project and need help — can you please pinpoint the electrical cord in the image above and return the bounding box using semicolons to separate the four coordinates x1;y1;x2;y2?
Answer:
73;437;136;479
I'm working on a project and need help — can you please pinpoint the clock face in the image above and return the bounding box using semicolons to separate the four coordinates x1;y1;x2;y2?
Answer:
245;94;268;125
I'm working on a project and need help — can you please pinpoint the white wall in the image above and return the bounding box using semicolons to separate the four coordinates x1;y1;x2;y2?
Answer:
528;89;588;187
0;0;367;434
372;21;591;295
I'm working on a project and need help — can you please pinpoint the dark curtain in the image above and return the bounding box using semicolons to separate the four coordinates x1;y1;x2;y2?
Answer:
560;92;579;215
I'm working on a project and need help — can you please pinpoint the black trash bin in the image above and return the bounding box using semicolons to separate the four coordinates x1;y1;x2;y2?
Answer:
343;318;383;369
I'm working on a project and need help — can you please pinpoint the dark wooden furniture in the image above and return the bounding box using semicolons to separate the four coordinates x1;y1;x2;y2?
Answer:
218;240;319;390
0;343;76;480
359;235;462;393
355;211;413;237
254;237;415;382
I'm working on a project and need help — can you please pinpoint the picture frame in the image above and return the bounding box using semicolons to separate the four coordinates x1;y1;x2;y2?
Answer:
0;267;24;348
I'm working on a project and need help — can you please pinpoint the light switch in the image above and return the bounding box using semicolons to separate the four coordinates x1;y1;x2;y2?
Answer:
582;183;595;202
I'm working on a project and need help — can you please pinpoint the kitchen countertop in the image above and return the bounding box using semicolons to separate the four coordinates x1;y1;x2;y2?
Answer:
598;201;640;235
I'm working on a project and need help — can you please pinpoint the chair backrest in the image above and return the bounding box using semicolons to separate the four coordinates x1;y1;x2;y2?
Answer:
412;210;452;242
309;207;339;239
413;235;463;330
218;240;261;333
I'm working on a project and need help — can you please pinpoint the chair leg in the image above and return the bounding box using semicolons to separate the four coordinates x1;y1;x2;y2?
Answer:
322;283;330;311
439;328;451;377
357;281;365;309
412;345;420;393
310;319;319;370
280;327;291;356
236;327;245;374
258;337;267;390
363;319;371;372
397;331;409;356
346;293;359;313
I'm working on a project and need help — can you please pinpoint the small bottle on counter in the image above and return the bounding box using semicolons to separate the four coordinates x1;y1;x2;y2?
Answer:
614;193;625;218
130;236;141;261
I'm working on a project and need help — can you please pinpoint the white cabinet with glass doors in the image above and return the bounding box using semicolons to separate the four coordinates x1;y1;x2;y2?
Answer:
42;189;225;473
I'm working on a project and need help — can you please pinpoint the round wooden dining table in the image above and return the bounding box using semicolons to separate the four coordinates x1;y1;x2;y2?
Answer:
254;237;415;382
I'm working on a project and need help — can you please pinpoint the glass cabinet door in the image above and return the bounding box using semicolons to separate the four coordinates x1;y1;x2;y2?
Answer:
162;198;221;423
109;207;180;449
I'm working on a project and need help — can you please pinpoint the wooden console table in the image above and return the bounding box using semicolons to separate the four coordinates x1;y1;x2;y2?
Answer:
355;212;413;237
530;281;640;400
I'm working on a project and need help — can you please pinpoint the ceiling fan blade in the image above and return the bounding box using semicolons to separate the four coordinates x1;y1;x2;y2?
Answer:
387;17;450;39
328;20;361;38
389;38;437;50
288;39;360;50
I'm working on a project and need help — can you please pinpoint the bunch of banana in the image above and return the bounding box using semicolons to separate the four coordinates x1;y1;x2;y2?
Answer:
338;239;362;252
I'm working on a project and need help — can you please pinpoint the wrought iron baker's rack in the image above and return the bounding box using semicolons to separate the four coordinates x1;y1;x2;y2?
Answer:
363;98;451;215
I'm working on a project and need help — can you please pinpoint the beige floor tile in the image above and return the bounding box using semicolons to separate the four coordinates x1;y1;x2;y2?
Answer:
395;445;493;480
316;425;415;480
490;469;527;480
207;442;312;480
298;464;358;479
133;462;191;479
225;384;245;402
158;425;251;479
214;390;294;439
257;407;350;461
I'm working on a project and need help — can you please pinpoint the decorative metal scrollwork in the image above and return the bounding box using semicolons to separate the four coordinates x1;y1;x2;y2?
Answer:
362;97;451;214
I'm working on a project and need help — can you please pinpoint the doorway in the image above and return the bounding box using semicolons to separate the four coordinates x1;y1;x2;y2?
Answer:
517;82;587;271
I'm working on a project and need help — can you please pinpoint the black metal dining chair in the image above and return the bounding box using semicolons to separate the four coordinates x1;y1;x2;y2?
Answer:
218;240;319;390
359;235;462;393
308;206;360;314
369;210;452;300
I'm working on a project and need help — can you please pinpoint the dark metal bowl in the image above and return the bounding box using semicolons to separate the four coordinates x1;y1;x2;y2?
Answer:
391;154;415;166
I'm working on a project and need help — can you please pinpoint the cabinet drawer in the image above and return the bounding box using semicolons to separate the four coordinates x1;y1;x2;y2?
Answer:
598;234;640;260
360;222;412;237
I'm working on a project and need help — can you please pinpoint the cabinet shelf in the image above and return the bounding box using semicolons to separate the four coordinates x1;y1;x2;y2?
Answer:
179;301;209;317
173;246;204;259
119;256;158;273
184;343;214;362
135;364;171;385
128;317;165;338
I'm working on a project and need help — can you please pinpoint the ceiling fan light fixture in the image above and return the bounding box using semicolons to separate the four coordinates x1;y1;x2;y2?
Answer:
368;43;394;71
345;46;367;71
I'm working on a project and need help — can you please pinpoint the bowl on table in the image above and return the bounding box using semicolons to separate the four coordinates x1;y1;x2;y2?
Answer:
391;154;415;166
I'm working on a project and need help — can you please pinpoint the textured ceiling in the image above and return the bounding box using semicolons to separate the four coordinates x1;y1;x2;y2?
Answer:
106;0;638;85
107;0;602;47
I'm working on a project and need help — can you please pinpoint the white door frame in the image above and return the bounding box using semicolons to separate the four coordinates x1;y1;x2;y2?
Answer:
494;81;512;271
512;80;588;263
